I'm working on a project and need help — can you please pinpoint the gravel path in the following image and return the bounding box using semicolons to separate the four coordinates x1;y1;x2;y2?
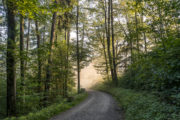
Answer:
50;91;123;120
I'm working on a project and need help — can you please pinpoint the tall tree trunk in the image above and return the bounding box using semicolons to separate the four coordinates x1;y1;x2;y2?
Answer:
110;0;118;85
45;10;57;104
126;15;133;64
126;18;134;83
35;21;41;93
20;15;25;104
102;0;110;81
65;28;70;97
6;0;16;116
176;8;180;38
115;40;119;73
141;14;147;53
107;0;114;81
24;20;30;104
143;32;147;53
43;26;46;44
135;0;139;55
158;1;166;52
62;29;67;97
55;33;58;44
81;24;85;56
103;0;108;41
76;0;80;94
101;32;109;80
25;19;30;68
124;43;128;70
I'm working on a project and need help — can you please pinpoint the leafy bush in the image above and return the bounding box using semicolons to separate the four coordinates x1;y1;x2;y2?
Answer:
4;93;88;120
119;39;180;105
98;84;180;120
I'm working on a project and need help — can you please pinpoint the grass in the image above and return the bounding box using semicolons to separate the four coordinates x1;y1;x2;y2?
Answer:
4;93;88;120
95;84;180;120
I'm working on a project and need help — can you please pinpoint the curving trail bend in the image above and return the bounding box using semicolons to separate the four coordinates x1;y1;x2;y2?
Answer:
51;91;123;120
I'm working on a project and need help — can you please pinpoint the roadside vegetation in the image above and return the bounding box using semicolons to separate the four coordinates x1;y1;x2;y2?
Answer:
97;84;180;120
119;40;180;106
4;92;87;120
95;40;180;120
96;40;180;120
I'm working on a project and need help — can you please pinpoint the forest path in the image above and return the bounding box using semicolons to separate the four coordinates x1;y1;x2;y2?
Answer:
50;91;123;120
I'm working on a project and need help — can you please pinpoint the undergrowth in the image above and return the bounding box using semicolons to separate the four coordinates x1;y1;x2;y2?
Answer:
4;93;88;120
96;84;180;120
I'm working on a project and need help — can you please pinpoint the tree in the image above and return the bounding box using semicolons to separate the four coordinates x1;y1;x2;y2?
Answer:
6;0;16;116
20;14;25;102
107;0;114;82
45;5;57;104
76;0;80;94
110;0;118;85
35;20;41;93
102;0;110;80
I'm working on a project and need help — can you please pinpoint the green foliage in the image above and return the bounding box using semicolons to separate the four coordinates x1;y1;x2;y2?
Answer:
119;39;180;105
97;84;180;120
13;0;75;19
4;93;88;120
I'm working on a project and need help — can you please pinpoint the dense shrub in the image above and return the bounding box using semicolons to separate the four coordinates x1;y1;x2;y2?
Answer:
119;39;180;105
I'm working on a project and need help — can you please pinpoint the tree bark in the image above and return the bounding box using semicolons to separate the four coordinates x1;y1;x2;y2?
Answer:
45;10;57;104
101;32;109;80
102;0;110;81
126;15;133;64
25;19;30;68
43;26;46;44
135;0;139;55
80;24;85;59
110;0;118;85
107;0;114;81
20;15;25;95
65;28;70;97
20;14;26;105
35;20;41;93
158;1;166;52
76;0;80;94
6;0;16;116
141;14;147;53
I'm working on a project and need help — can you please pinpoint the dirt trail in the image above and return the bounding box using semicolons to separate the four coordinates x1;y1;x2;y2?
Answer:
51;91;123;120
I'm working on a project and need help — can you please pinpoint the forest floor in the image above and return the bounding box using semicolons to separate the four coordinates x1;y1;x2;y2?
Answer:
51;91;124;120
